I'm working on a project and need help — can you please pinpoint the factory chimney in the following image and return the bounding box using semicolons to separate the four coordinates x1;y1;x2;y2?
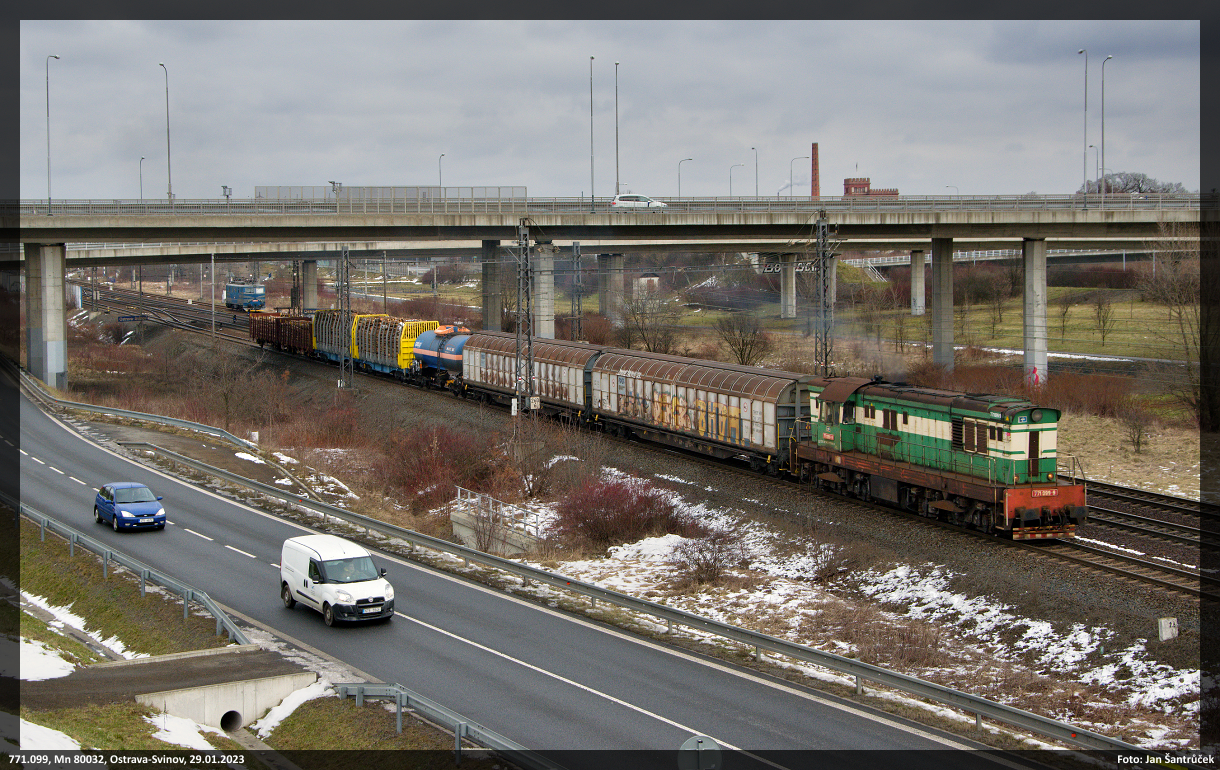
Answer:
810;143;820;198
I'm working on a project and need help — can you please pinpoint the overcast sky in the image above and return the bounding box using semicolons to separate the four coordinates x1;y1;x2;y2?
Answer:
19;20;1200;201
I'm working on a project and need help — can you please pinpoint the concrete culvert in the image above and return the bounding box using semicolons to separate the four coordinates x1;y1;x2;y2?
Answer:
220;710;243;732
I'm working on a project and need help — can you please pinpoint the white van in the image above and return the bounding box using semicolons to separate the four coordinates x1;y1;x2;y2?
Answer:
279;535;395;626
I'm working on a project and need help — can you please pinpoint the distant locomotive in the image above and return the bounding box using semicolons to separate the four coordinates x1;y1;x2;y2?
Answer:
224;280;266;310
250;311;1086;539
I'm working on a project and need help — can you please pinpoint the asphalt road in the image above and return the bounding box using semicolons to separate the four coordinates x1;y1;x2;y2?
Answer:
16;392;1031;770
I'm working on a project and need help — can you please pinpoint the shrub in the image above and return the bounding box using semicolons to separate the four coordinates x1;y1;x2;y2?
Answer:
550;477;706;548
372;425;498;512
670;531;746;586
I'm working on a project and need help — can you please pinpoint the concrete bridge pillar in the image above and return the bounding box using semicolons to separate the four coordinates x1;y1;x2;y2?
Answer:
910;250;926;316
930;238;954;371
301;260;319;310
779;254;797;319
1022;238;1049;387
598;254;624;325
533;247;555;339
24;243;67;390
481;240;502;331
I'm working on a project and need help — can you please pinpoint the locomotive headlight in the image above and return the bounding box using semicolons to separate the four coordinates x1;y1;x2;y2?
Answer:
335;590;353;603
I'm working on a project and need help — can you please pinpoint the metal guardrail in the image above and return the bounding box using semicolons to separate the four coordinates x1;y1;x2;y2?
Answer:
7;492;250;646
18;193;1202;217
455;486;546;539
109;441;1142;752
20;372;256;451
334;683;562;770
14;363;1145;752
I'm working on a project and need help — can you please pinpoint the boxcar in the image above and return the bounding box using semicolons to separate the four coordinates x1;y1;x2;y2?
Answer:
590;349;813;474
460;331;604;414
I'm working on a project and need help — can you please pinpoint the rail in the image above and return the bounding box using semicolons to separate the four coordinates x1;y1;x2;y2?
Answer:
334;683;561;770
6;493;250;646
18;192;1202;217
101;443;1137;752
15;369;1145;752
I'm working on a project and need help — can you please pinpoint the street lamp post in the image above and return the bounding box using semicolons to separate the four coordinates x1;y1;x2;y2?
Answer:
139;156;145;201
678;158;692;198
589;55;595;213
751;147;758;197
946;185;959;195
158;62;172;202
46;54;60;215
438;153;444;189
790;156;809;197
1102;54;1113;205
614;61;620;196
1077;49;1087;201
730;164;743;197
1090;145;1098;192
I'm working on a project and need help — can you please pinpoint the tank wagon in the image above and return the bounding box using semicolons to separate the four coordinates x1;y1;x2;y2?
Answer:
224;280;266;310
794;376;1086;539
249;313;1086;540
411;326;474;388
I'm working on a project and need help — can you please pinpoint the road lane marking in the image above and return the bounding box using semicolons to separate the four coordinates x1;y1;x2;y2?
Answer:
31;457;44;465
48;467;64;475
183;528;214;541
224;545;256;559
397;612;792;764
19;449;27;456
69;477;86;485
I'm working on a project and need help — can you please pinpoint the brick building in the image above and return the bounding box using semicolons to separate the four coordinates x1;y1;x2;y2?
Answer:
843;177;898;196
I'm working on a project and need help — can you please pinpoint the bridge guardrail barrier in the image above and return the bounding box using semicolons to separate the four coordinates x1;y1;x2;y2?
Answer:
19;193;1202;217
334;683;563;770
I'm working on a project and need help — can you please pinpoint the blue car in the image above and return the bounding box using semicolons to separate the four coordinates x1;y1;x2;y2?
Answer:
94;482;166;532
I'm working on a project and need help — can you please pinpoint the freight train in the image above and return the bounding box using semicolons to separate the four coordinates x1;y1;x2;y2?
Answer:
250;310;1086;540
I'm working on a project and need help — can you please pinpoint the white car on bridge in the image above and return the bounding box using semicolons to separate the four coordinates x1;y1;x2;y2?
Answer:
610;194;667;209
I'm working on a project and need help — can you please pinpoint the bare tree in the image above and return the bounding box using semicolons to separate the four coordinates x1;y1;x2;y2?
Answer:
986;277;1008;339
1119;398;1153;454
1055;292;1080;342
1137;220;1202;424
619;285;681;354
713;313;773;366
194;348;266;432
1093;295;1117;347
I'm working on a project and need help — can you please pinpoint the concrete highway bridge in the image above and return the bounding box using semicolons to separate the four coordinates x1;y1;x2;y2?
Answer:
15;193;1199;391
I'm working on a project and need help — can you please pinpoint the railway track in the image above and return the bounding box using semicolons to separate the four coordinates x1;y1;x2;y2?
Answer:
76;285;1212;599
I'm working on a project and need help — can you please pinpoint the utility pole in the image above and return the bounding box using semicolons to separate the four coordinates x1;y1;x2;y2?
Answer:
812;211;840;376
572;242;583;341
513;222;535;415
338;246;354;389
